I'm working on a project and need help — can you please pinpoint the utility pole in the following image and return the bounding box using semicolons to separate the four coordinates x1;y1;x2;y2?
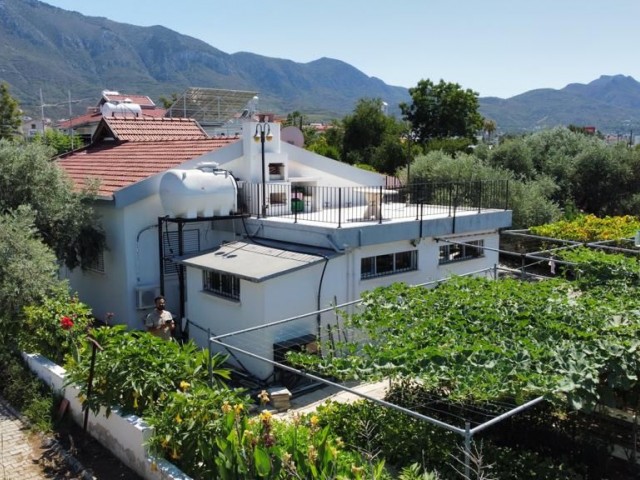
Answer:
40;88;45;134
68;90;74;150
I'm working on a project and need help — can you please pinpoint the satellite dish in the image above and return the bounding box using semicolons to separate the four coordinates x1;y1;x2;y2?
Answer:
281;126;304;147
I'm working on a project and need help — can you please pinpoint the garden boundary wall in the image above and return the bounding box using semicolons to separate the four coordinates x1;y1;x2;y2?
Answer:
22;352;192;480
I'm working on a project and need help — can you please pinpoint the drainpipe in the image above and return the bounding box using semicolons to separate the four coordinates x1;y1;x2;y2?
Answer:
178;221;185;338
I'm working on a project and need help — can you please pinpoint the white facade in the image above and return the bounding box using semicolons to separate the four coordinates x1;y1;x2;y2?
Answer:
62;120;511;382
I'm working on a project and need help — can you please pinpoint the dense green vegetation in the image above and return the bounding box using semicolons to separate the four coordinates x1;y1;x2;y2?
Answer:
309;107;640;227
0;82;21;140
530;214;640;242
292;275;640;411
287;242;640;478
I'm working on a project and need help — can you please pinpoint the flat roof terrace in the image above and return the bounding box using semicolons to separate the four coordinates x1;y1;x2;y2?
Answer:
238;181;510;229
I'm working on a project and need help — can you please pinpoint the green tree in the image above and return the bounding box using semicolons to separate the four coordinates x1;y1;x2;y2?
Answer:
0;83;22;140
283;110;305;129
400;79;483;144
489;139;535;179
0;140;105;269
0;206;61;334
306;134;340;160
483;118;497;143
32;129;84;155
341;98;406;175
342;98;389;164
158;92;179;109
400;149;560;228
571;143;632;216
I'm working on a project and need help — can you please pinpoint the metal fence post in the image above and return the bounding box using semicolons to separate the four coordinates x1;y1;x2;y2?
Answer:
207;328;213;387
83;335;103;432
464;421;472;479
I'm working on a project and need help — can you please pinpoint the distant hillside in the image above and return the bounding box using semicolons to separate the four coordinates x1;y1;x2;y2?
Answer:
0;0;409;120
1;0;639;132
479;75;640;133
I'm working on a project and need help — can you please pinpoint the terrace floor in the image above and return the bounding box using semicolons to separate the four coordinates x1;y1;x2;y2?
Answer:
274;380;389;419
258;202;492;229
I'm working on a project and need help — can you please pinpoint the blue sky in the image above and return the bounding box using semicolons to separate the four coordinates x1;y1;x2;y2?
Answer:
43;0;639;98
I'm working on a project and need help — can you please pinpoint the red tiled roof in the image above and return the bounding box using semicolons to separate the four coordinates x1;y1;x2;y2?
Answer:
57;111;102;129
57;107;167;129
101;93;156;107
104;117;208;141
57;138;240;197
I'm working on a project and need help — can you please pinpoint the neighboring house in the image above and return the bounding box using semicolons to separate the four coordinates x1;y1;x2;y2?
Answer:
57;90;166;144
58;114;511;382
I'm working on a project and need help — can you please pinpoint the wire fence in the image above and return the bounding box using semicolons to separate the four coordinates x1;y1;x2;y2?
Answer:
188;265;542;477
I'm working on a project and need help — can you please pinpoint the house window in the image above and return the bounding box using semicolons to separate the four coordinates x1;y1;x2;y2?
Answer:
203;270;240;301
270;192;286;205
361;250;418;279
163;229;200;275
84;249;105;273
439;240;485;264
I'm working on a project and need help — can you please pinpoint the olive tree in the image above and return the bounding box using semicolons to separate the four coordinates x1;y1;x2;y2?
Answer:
0;206;62;335
0;140;105;269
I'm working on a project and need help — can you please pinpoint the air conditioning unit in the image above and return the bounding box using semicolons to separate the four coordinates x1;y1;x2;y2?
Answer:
136;285;161;310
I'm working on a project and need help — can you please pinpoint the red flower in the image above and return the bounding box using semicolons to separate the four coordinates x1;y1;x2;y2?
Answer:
60;316;74;330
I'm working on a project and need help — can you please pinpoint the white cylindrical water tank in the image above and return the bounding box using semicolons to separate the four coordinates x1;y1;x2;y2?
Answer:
159;164;238;219
101;101;142;118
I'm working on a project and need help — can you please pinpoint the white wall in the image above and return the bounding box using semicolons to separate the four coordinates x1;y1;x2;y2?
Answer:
22;353;191;480
185;258;347;380
65;192;238;331
62;203;129;326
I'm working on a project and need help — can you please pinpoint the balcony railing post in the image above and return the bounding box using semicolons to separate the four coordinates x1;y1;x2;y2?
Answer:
505;180;509;210
378;185;383;224
477;180;482;213
448;183;453;217
338;188;342;228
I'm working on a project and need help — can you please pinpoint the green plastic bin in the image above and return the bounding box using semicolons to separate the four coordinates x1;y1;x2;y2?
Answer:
291;198;304;213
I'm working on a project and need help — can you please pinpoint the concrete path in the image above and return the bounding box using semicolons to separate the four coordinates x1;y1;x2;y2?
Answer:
275;379;389;419
0;397;48;480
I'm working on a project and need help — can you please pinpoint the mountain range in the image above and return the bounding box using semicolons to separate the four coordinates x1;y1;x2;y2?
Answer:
1;0;639;133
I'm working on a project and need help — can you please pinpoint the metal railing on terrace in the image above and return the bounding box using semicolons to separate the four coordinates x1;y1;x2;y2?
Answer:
238;180;509;227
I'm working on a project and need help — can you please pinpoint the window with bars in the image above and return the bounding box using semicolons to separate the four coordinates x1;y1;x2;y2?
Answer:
438;240;485;264
85;249;105;273
203;270;240;301
163;229;200;275
361;250;418;279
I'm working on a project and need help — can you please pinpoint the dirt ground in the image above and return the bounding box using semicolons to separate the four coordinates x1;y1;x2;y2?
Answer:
30;420;141;480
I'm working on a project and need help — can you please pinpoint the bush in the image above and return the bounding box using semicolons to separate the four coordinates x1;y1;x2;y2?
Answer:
0;349;54;432
19;286;94;365
66;326;231;417
530;214;640;242
147;386;386;479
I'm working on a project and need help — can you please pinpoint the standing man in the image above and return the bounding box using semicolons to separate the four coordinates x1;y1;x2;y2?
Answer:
145;295;175;340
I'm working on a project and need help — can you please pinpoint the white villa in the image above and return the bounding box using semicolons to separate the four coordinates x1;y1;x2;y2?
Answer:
58;112;511;382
